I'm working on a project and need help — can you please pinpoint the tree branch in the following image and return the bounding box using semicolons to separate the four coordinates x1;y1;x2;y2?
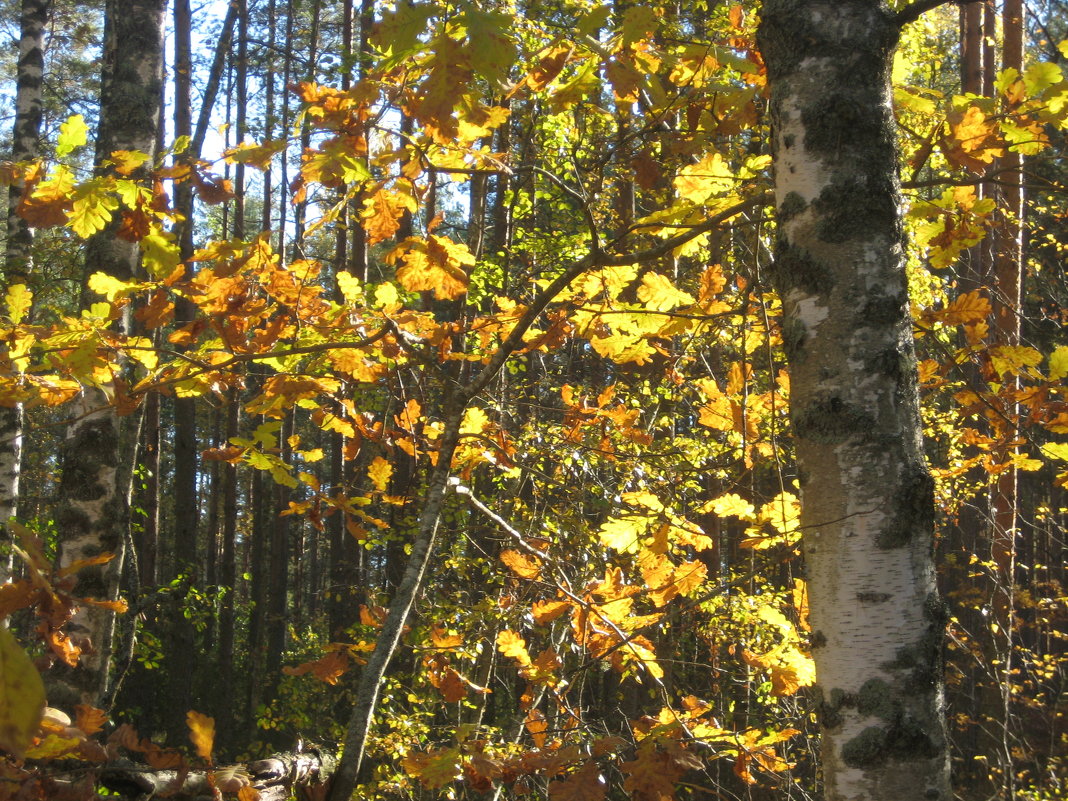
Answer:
895;0;984;27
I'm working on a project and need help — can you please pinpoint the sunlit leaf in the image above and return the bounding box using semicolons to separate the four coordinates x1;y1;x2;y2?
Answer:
186;710;215;762
56;114;89;158
500;549;541;580
368;456;393;492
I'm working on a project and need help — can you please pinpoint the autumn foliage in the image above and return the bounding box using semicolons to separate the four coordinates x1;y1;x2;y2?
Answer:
0;1;1066;800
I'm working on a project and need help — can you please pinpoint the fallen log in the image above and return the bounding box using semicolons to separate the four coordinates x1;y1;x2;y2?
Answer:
97;746;337;801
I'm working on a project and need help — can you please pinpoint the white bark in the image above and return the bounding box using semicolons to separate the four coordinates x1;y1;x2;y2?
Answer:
758;3;950;799
51;0;165;708
2;0;51;582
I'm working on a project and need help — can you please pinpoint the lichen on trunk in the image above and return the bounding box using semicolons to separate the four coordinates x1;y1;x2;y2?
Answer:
757;2;950;799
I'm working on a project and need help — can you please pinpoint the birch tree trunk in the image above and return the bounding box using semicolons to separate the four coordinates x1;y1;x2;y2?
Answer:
757;3;950;799
51;0;164;709
1;0;51;579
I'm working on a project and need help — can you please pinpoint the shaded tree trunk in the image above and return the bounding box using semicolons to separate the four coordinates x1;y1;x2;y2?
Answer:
51;0;165;710
216;394;240;752
757;2;950;799
1;0;51;578
168;0;199;737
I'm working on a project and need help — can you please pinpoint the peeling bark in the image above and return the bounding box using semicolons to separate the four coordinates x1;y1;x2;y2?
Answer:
757;2;950;799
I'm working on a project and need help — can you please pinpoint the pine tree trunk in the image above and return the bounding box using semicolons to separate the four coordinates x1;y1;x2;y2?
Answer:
216;394;239;752
233;0;248;240
757;3;950;799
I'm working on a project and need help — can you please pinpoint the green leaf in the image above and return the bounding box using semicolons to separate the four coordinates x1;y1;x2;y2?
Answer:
374;2;436;67
575;4;611;37
621;6;658;45
0;627;46;758
56;114;88;158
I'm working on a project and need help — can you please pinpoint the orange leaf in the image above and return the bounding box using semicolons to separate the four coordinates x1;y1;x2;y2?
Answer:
524;44;572;92
367;456;393;492
56;552;116;578
282;650;352;685
524;709;548;748
500;549;541;580
434;666;469;703
186;710;215;762
531;599;571;625
360;604;387;628
430;625;463;649
74;705;108;736
496;630;532;666
144;743;183;769
191;170;235;205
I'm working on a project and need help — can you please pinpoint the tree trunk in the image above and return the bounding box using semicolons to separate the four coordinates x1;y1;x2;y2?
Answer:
1;0;51;580
757;3;950;799
52;0;165;710
167;0;202;739
216;393;239;752
233;0;248;240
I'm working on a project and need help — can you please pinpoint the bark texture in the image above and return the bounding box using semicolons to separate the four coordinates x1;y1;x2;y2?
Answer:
98;747;336;801
1;0;51;575
757;2;950;799
52;0;165;708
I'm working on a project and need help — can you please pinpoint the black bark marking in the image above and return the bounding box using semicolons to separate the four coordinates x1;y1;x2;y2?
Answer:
877;465;934;549
792;396;875;444
772;239;834;295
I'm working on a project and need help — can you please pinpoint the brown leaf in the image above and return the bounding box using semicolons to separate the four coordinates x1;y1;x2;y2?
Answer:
549;761;606;801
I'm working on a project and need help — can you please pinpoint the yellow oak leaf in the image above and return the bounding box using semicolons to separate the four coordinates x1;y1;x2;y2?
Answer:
702;493;755;520
598;515;647;554
637;272;695;312
5;284;32;325
496;630;532;666
368;457;393;492
674;152;734;203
